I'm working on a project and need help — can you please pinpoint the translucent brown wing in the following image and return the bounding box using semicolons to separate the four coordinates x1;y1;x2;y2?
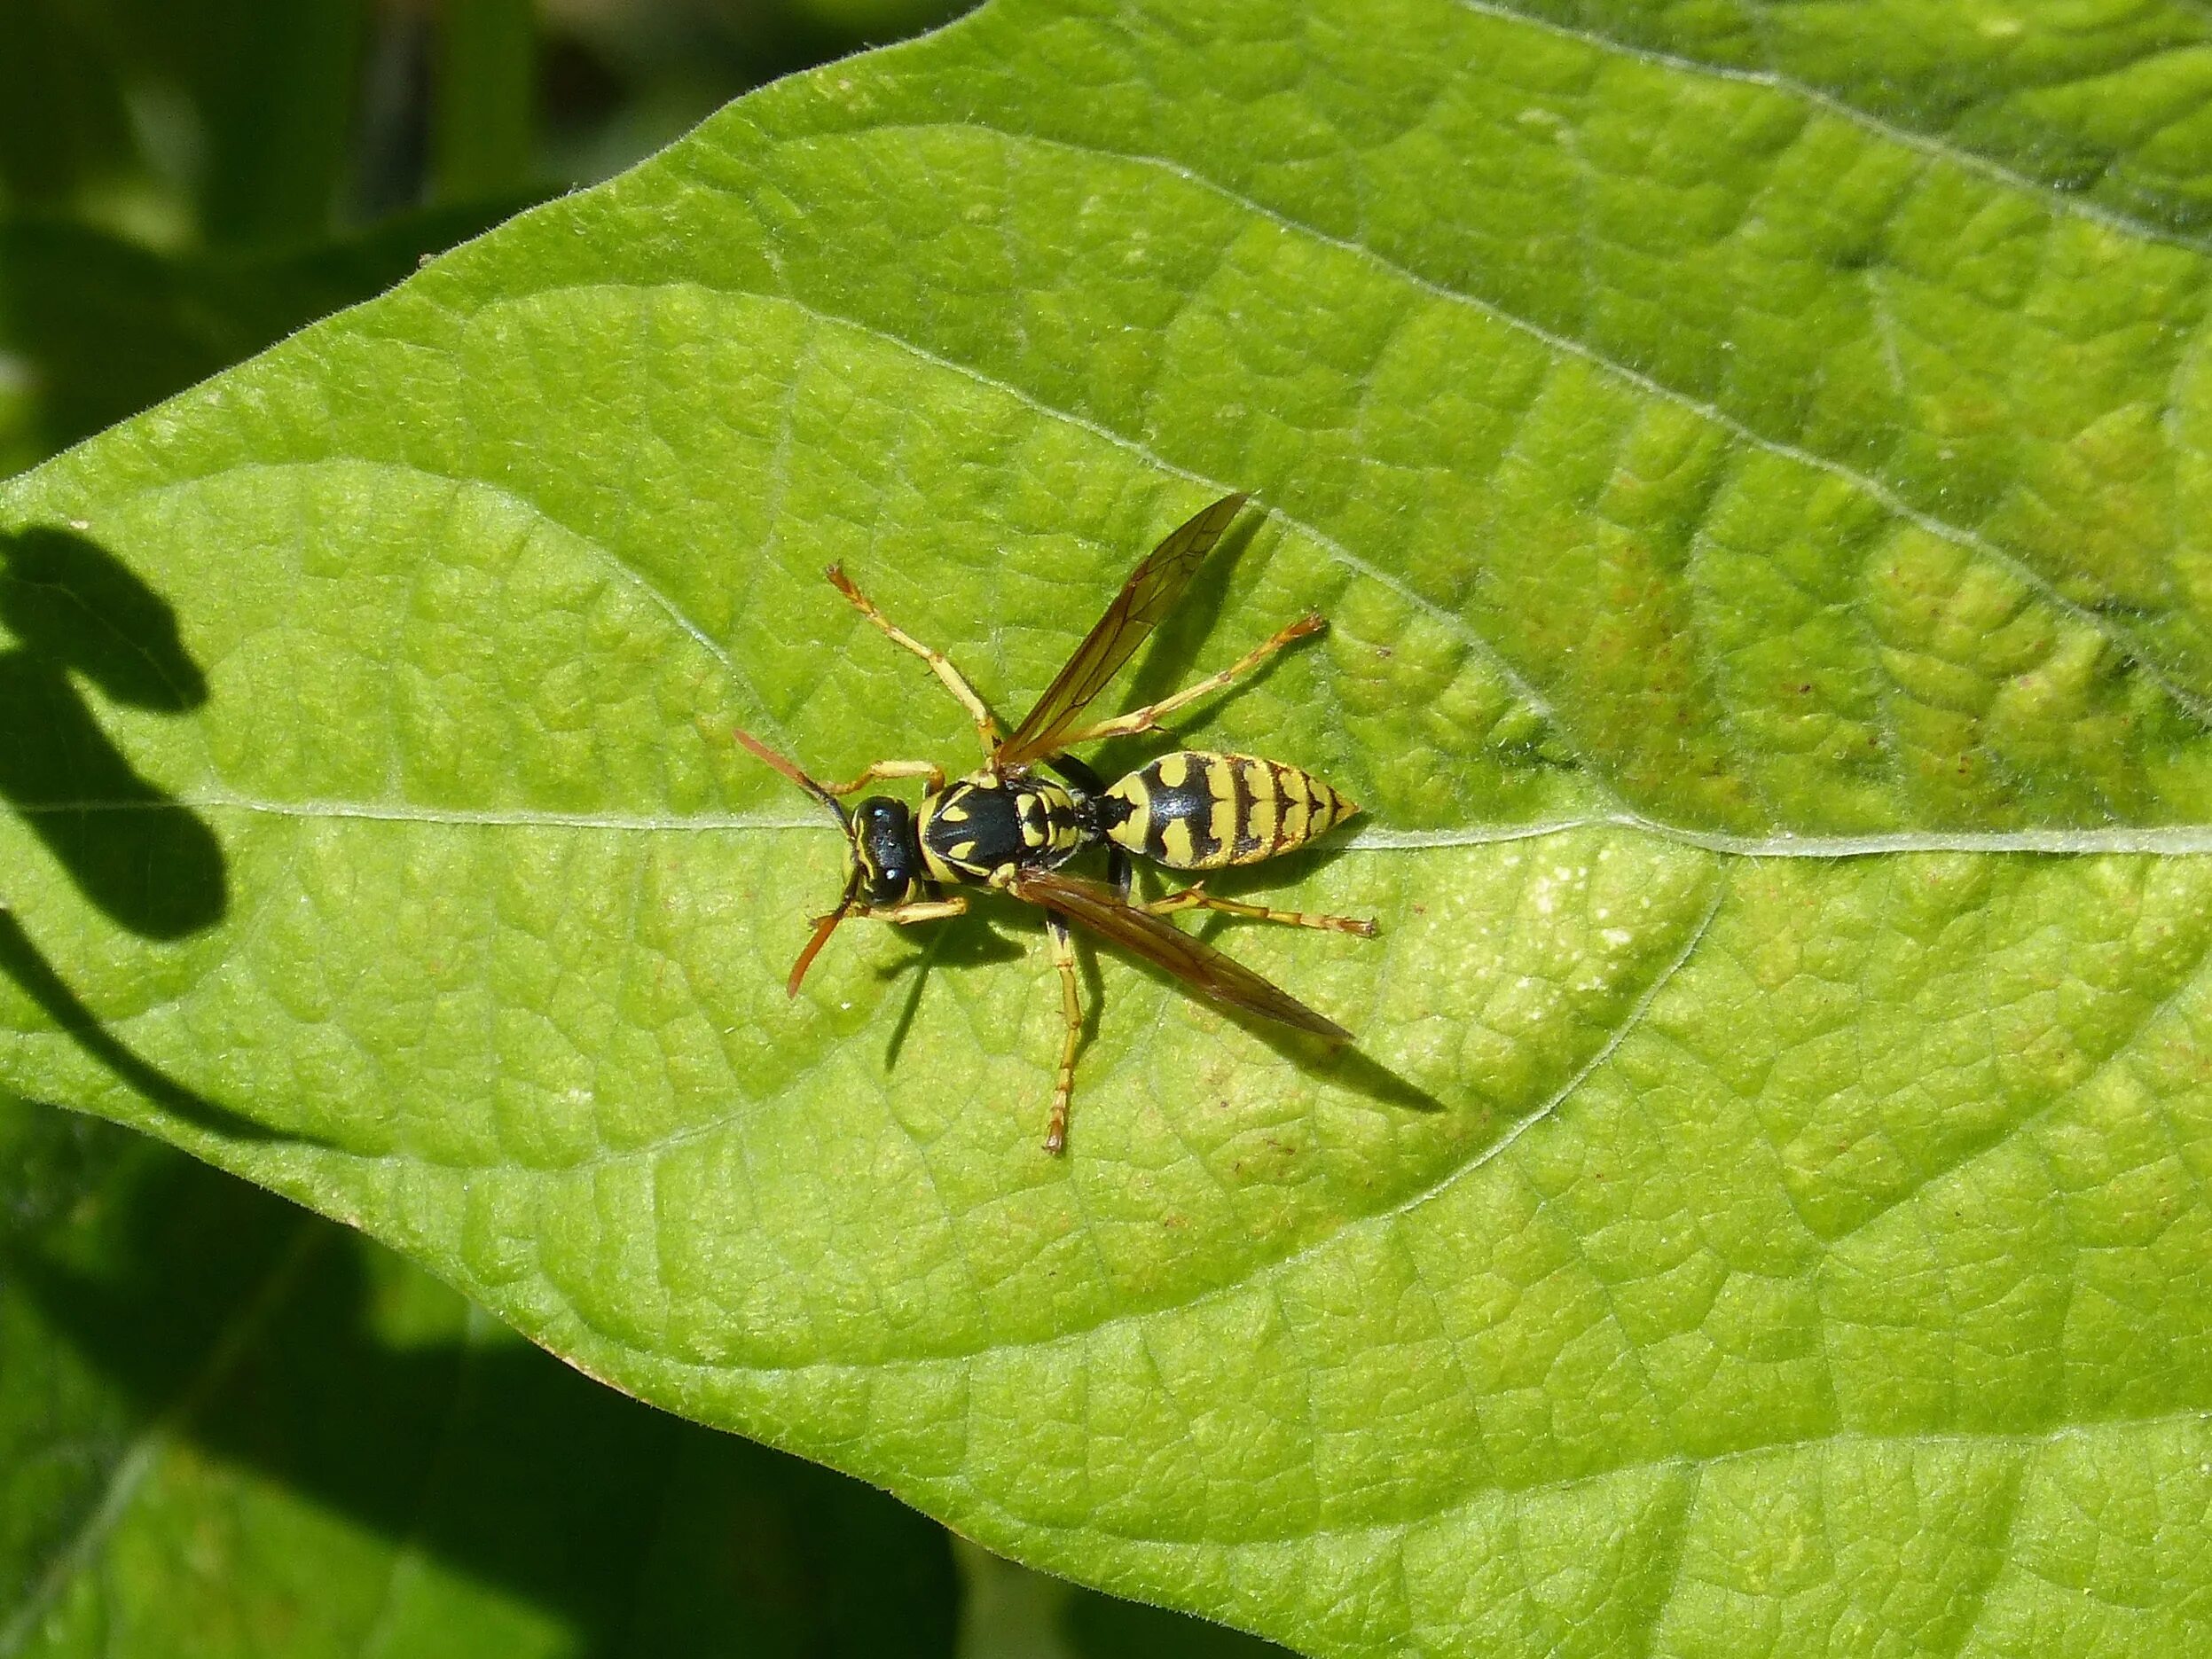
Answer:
1008;866;1349;1041
994;491;1247;771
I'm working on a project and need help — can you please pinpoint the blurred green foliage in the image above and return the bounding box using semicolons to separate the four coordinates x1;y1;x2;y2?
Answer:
0;1091;966;1658
0;0;978;469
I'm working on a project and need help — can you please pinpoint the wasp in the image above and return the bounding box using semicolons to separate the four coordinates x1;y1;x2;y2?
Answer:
736;493;1375;1154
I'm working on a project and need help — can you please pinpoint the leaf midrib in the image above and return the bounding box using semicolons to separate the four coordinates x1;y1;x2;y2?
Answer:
37;244;2212;849
50;796;2208;1446
23;797;2212;856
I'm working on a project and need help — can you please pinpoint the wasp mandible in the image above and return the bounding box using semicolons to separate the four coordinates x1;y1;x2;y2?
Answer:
736;493;1375;1154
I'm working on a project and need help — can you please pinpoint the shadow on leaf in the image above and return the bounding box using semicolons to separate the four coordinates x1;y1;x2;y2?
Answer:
0;912;290;1146
902;870;1443;1123
878;912;1029;1071
0;525;253;1140
1125;845;1446;1118
0;523;225;938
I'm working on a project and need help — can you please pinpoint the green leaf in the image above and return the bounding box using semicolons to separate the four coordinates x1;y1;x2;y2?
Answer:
0;1094;959;1657
1487;0;2212;239
5;0;2212;1652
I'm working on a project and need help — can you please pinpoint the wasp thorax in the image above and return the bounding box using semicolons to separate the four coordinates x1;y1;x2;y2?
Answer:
851;795;922;906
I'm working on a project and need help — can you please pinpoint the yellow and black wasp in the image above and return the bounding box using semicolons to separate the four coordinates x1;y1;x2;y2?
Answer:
736;493;1374;1154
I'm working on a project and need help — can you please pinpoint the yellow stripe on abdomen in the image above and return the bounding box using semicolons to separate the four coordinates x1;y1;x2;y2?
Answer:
1277;764;1311;848
1263;760;1360;857
1241;759;1280;860
1204;756;1241;869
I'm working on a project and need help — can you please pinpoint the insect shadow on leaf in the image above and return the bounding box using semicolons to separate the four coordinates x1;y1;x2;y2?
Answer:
0;523;227;938
1126;841;1446;1118
877;905;1027;1071
0;911;290;1144
0;524;245;1137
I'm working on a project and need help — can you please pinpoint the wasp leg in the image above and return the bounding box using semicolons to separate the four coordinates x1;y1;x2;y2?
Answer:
1047;614;1324;748
823;758;946;796
859;895;970;924
1144;882;1376;937
1044;914;1080;1155
826;566;1002;757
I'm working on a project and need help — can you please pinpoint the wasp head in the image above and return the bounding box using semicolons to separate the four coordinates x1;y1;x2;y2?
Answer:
850;795;922;908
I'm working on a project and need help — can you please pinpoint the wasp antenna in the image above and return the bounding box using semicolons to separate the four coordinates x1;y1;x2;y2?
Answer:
787;873;860;996
734;725;844;818
735;729;858;988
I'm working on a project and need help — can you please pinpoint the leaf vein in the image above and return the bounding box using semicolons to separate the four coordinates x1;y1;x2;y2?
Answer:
808;119;2212;726
1827;926;2212;1248
1448;0;2212;261
922;1407;2212;1549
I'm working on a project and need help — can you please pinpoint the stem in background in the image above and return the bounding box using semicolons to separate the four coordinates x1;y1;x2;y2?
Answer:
433;0;536;204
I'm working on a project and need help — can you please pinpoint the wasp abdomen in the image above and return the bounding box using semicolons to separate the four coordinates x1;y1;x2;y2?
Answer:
1102;750;1356;870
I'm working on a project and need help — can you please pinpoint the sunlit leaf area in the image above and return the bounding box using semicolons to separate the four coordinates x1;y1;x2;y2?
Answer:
7;2;2212;1655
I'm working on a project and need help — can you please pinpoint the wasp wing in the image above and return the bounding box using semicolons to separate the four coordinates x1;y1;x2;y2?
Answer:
1008;865;1349;1041
994;491;1246;771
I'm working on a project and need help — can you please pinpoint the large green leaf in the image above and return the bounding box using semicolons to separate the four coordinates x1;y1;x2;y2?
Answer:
5;0;2212;1652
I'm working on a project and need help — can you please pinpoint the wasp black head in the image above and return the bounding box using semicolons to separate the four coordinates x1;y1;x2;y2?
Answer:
851;795;921;907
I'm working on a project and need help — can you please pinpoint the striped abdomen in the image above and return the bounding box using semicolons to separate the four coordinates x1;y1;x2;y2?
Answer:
1102;750;1357;871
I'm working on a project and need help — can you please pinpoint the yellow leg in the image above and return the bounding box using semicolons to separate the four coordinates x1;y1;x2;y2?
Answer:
1047;614;1323;748
1144;882;1376;937
827;565;1002;757
861;895;969;924
1044;915;1080;1155
824;758;945;796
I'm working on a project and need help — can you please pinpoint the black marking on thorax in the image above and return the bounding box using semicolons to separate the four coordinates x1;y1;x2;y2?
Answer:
920;774;1086;881
924;778;1024;877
